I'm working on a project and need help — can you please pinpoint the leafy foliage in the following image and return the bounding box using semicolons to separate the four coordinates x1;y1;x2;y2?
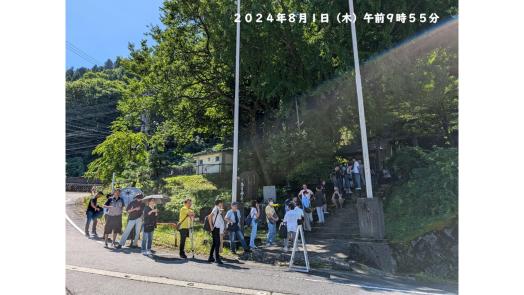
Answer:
85;131;149;182
384;147;458;242
160;175;229;222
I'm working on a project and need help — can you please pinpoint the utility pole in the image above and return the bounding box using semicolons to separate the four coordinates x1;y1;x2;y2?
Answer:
348;0;373;199
231;0;241;203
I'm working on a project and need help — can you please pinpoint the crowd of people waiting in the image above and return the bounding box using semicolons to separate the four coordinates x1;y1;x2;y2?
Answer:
82;157;370;264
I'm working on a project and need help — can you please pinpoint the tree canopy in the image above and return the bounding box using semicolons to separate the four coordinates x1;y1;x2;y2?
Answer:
70;0;458;188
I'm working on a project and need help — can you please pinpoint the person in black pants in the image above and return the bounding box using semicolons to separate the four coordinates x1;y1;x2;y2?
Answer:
178;198;195;259
207;199;225;264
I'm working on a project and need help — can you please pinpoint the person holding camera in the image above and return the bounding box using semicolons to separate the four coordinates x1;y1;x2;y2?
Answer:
298;185;313;231
265;199;279;246
207;199;225;264
142;198;159;255
248;200;261;249
178;198;195;259
225;202;251;254
85;191;103;238
283;202;303;252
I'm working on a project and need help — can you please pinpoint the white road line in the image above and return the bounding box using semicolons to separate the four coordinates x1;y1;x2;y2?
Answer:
66;265;292;295
66;206;453;295
65;213;105;245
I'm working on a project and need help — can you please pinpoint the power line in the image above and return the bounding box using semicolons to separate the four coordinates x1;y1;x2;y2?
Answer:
66;123;111;135
66;143;100;152
66;41;102;66
66;110;119;121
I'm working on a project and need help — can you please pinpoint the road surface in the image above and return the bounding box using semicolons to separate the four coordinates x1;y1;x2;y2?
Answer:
66;192;457;295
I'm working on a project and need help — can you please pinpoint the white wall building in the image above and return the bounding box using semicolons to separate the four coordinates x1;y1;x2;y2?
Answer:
193;149;233;175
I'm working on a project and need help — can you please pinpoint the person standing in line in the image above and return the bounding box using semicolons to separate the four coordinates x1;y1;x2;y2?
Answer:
313;186;325;224
359;160;366;187
178;198;195;259
298;184;314;198
332;166;344;192
248;200;261;249
283;202;302;252
320;180;329;214
298;185;313;231
265;199;279;246
331;187;344;209
103;189;124;248
207;199;225;264
116;194;145;249
224;202;251;254
85;191;104;238
343;164;353;197
352;158;362;191
142;198;158;255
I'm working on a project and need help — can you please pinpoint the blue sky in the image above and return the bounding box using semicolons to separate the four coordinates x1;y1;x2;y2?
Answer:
66;0;164;69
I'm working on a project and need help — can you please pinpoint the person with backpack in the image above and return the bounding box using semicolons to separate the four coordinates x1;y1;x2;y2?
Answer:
283;202;303;252
116;194;144;249
178;198;195;259
247;200;260;249
265;199;279;246
142;198;158;255
224;202;251;254
102;189;124;248
313;186;325;224
85;191;103;238
207;199;225;264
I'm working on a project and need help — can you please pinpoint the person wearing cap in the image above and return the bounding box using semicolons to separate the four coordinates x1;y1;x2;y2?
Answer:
265;199;279;246
116;194;145;249
102;189;125;248
283;202;303;252
85;191;104;238
224;202;251;254
207;199;225;264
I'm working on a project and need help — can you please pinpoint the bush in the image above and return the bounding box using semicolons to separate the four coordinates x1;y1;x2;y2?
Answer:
384;147;457;242
161;175;229;222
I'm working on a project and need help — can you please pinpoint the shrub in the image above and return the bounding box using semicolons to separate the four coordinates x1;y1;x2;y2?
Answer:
160;175;229;222
384;147;457;242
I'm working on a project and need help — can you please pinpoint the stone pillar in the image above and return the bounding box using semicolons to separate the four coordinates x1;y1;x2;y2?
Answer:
356;198;385;240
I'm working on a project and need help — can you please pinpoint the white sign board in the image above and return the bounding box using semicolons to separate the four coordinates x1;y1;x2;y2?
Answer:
262;185;276;202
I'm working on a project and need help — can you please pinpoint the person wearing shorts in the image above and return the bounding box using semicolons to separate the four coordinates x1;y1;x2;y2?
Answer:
103;189;124;248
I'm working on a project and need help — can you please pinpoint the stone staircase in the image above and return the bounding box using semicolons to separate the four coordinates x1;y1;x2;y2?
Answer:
308;200;360;241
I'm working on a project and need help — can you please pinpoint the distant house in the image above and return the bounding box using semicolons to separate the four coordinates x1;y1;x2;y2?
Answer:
193;148;233;174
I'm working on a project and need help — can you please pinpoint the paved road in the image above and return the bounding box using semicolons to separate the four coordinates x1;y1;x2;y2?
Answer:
66;192;456;295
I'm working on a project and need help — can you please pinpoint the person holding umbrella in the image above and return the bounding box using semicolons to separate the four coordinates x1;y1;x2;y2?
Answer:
116;194;145;249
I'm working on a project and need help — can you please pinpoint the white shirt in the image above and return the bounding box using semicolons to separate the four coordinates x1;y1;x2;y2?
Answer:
284;208;303;232
294;207;304;218
210;206;225;234
352;161;360;173
249;207;258;219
